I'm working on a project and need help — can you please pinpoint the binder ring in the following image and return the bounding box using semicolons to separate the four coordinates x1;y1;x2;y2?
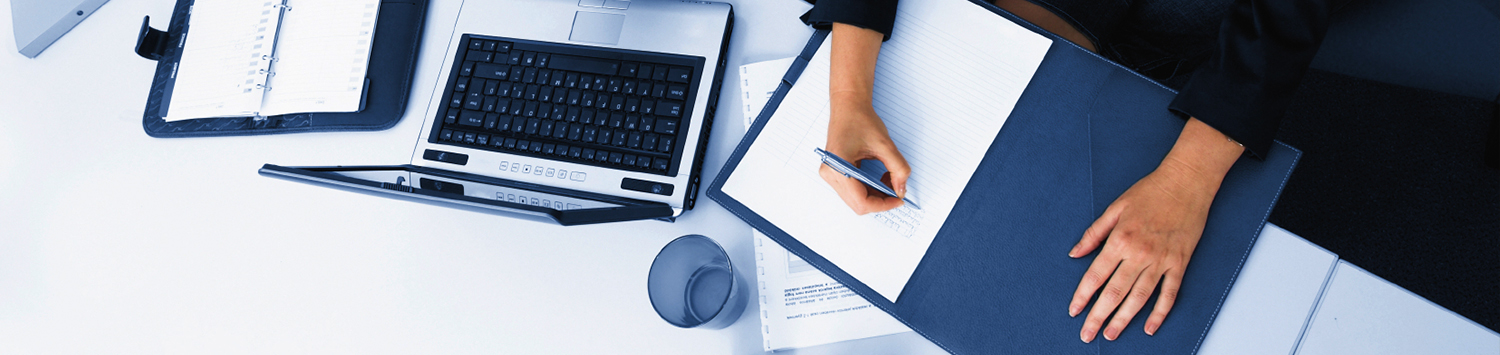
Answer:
258;69;276;76
261;55;278;62
272;4;291;11
256;84;273;91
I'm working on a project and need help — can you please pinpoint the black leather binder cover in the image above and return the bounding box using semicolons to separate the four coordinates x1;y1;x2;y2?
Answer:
139;0;429;138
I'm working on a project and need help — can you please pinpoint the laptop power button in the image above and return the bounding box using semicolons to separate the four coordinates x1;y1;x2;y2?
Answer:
621;178;673;196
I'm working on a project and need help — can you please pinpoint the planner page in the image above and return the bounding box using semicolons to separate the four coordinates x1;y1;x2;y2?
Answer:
259;0;381;116
721;0;1050;301
161;0;286;121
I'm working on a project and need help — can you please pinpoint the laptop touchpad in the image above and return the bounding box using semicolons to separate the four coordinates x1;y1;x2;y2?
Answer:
570;11;625;45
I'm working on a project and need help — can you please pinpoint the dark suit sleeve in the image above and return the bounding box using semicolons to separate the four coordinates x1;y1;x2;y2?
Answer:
1168;0;1344;159
802;0;901;41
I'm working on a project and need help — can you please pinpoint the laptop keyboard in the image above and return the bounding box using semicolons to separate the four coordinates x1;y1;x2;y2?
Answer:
430;34;705;176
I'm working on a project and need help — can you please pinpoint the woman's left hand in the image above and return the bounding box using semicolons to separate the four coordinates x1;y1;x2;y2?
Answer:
1068;118;1245;343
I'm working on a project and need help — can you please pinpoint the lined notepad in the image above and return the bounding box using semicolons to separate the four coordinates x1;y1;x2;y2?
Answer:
163;0;381;122
721;0;1051;301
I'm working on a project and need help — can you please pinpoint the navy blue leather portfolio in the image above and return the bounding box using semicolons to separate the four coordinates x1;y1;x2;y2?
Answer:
706;1;1300;354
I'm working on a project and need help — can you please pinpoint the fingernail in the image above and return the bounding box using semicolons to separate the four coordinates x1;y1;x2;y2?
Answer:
1104;327;1117;341
1080;328;1095;343
1145;324;1157;336
1068;305;1080;317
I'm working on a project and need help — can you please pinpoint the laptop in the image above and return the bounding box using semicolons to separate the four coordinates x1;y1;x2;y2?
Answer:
11;0;109;58
261;0;734;226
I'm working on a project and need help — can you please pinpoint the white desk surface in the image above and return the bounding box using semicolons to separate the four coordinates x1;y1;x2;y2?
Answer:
1;0;1490;354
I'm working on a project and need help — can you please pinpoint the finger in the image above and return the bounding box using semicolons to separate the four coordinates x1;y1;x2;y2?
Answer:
1103;265;1162;341
870;142;911;198
1144;268;1184;336
1069;247;1121;318
1073;203;1122;258
1081;258;1145;343
820;165;902;214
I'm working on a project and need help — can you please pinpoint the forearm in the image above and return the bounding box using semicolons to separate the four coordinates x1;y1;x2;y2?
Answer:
829;23;885;113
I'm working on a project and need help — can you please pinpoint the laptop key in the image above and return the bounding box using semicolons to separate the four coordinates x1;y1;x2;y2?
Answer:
608;113;624;128
667;66;691;83
443;109;459;124
568;125;583;140
496;115;513;131
522;68;538;83
484;113;499;130
656;101;682;118
658;137;674;153
511;116;526;133
525;118;541;135
509;66;524;82
654;118;678;134
643;133;658;152
637;64;653;80
459;110;484;127
666;85;687;100
582;126;598;143
484;80;500;95
653;157;670;171
622;154;637;167
537;119;554;136
612;131;628;146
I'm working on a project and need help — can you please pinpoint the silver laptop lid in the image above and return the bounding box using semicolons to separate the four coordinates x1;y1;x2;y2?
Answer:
412;0;732;216
11;0;109;58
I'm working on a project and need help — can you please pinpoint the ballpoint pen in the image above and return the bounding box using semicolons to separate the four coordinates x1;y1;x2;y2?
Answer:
814;147;921;210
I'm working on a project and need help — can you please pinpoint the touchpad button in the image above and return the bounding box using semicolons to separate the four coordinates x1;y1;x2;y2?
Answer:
570;12;625;45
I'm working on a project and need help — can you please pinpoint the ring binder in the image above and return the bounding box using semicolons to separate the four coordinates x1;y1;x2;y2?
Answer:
136;0;431;137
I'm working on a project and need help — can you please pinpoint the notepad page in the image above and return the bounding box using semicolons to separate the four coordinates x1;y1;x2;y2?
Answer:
722;0;1050;301
162;0;286;121
259;0;381;116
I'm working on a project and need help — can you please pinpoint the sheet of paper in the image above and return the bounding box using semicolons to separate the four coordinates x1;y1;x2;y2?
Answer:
740;57;797;130
744;80;910;351
755;231;911;351
162;0;285;121
722;0;1051;301
259;0;382;116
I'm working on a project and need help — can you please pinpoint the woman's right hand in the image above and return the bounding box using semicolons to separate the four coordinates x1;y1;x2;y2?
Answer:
819;99;911;215
819;23;911;215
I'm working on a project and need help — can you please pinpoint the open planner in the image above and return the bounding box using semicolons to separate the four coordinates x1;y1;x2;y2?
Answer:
709;0;1302;353
161;0;380;121
135;0;430;137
